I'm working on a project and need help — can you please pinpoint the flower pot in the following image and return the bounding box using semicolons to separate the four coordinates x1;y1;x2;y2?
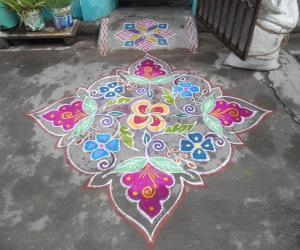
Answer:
24;9;45;31
52;5;73;30
0;3;19;29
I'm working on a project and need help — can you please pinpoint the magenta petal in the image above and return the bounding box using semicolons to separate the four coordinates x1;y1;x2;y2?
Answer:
210;99;255;126
42;111;59;124
139;198;162;218
121;163;174;220
134;59;166;80
42;100;87;131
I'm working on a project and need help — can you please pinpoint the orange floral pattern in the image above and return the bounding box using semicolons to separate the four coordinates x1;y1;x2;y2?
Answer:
127;100;169;132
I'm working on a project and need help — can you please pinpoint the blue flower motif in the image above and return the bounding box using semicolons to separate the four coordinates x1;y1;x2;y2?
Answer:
180;132;215;161
172;82;200;98
99;81;124;99
83;133;120;161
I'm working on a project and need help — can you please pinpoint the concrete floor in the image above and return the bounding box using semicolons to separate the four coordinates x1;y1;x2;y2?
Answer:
0;16;300;250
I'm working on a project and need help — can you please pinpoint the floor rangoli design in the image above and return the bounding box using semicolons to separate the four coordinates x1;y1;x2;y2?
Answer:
29;54;270;245
115;19;175;52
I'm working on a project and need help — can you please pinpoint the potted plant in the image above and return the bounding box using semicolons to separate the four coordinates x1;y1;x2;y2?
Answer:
0;0;46;31
0;2;19;30
47;0;73;30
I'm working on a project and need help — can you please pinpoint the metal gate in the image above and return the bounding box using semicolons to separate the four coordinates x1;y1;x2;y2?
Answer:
196;0;262;59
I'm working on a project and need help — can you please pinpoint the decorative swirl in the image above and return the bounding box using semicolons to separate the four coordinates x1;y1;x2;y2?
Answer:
227;108;239;117
183;104;196;114
174;77;186;85
90;90;101;98
145;139;166;157
205;133;225;147
151;139;166;152
211;107;239;118
97;153;115;170
144;66;153;79
61;112;75;119
100;116;113;127
136;87;147;94
141;185;156;199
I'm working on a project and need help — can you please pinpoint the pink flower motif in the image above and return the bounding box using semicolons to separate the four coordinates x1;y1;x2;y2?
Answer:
134;59;166;80
121;163;174;220
209;100;254;126
42;100;87;131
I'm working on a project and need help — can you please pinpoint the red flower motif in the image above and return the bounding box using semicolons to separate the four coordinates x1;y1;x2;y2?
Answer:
127;100;169;132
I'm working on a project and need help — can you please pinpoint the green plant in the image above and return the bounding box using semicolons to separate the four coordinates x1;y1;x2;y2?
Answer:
46;0;70;9
0;0;46;16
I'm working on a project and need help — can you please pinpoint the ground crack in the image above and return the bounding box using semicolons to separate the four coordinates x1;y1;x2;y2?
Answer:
264;74;300;125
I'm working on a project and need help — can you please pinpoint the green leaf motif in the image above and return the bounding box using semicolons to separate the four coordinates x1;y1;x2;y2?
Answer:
150;75;174;85
83;96;97;115
105;97;132;108
120;126;135;148
201;95;215;113
162;87;175;105
203;114;224;136
165;122;196;133
121;74;149;85
71;116;94;137
150;157;187;174
110;157;147;173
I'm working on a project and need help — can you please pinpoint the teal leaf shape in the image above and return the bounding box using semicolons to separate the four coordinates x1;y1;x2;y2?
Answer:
107;111;126;117
150;157;187;174
203;114;224;136
164;122;196;133
143;131;151;146
71;116;94;137
150;75;174;85
110;157;147;173
83;96;97;115
121;74;149;85
201;95;215;113
147;89;154;99
162;87;175;105
105;97;132;108
173;113;191;118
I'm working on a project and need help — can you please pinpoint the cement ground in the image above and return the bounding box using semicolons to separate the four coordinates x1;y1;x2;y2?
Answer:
0;10;299;250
